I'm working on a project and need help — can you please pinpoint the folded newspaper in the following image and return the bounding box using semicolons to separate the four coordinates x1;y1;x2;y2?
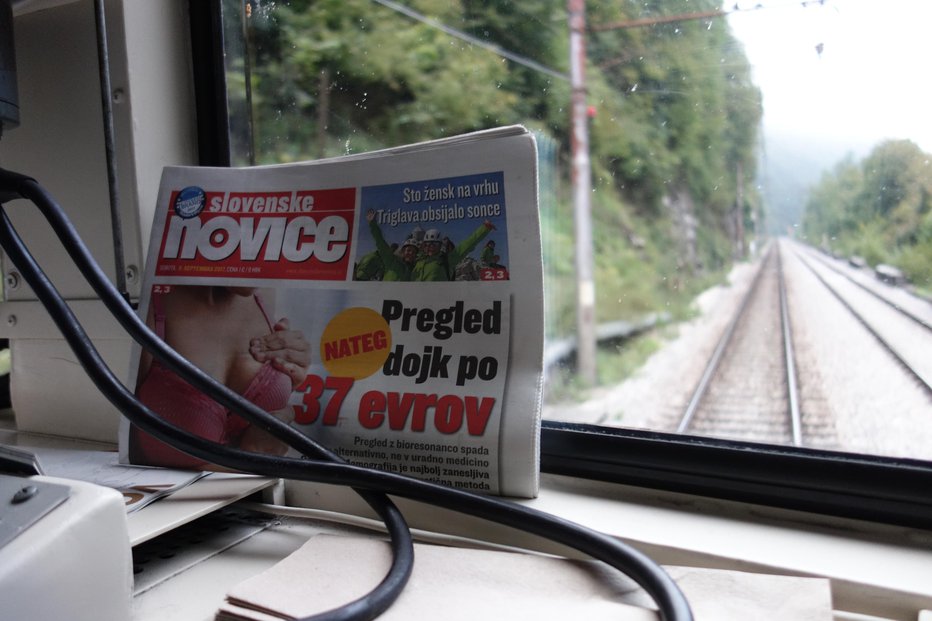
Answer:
2;444;207;513
119;126;543;497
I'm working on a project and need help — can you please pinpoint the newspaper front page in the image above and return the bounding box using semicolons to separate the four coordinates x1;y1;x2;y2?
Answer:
119;126;543;497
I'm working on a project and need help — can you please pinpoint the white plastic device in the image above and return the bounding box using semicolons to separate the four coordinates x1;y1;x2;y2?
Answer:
0;473;133;621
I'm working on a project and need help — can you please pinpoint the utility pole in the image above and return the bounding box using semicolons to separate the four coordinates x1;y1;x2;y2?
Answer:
568;0;597;385
735;161;745;259
568;3;794;384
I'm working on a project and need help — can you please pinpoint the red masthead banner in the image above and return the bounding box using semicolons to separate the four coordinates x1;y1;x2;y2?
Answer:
156;187;357;280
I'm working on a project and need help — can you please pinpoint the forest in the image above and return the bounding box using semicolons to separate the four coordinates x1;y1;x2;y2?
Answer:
232;0;763;379
802;139;932;292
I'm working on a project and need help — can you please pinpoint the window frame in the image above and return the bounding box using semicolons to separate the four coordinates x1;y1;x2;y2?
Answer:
188;0;232;167
541;421;932;529
190;0;932;531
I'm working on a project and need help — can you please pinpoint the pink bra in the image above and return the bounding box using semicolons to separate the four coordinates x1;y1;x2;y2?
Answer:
131;293;293;469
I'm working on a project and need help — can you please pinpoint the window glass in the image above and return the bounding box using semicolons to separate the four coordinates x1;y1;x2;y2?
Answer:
223;0;932;464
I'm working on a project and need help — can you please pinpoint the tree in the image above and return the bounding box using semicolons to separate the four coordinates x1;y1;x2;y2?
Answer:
803;139;932;287
857;140;932;243
234;0;766;328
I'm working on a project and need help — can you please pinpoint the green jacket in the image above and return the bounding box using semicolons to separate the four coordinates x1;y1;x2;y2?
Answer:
354;249;383;280
480;244;495;265
412;222;492;282
369;220;412;281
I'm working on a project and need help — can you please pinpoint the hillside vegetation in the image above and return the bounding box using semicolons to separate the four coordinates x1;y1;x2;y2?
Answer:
236;0;762;344
802;140;932;293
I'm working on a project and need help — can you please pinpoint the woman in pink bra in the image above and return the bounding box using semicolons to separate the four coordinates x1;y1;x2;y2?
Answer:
129;286;310;469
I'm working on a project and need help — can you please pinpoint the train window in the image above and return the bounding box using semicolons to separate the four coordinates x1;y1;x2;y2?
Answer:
199;0;932;526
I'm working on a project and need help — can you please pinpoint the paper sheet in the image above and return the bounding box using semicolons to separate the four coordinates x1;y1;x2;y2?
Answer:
216;534;833;620
4;444;207;513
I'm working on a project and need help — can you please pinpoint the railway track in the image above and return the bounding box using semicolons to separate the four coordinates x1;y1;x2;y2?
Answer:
677;243;802;445
800;248;932;333
791;245;932;399
676;238;932;447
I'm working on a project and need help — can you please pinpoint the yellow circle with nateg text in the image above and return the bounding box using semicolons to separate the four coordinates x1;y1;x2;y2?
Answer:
319;307;392;380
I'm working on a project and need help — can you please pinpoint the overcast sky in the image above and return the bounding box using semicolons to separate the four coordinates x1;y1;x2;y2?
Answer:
727;0;932;157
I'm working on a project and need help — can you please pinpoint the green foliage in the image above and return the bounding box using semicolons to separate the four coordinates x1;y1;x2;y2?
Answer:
237;0;763;358
803;140;932;287
803;157;863;241
897;236;932;294
545;329;664;403
244;0;533;159
845;220;889;268
585;0;760;217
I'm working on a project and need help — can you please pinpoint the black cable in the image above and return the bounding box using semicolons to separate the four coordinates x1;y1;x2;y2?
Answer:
92;0;129;300
0;172;693;621
0;173;413;621
4;171;334;460
1;174;692;619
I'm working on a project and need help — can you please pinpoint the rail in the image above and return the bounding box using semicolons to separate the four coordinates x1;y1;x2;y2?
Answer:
676;246;774;434
793;247;932;399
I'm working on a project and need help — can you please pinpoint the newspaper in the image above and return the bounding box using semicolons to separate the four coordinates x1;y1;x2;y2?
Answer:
119;126;543;498
1;443;208;513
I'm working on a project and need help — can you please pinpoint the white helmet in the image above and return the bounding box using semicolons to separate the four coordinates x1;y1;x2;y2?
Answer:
423;229;442;243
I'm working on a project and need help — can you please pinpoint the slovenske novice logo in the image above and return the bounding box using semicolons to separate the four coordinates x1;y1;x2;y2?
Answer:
173;186;206;219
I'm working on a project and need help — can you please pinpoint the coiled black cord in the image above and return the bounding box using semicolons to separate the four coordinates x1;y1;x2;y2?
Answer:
0;169;693;621
1;171;415;621
0;175;413;621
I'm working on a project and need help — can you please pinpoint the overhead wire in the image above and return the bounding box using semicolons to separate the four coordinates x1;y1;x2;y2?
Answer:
0;168;694;621
366;0;829;83
368;0;569;81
